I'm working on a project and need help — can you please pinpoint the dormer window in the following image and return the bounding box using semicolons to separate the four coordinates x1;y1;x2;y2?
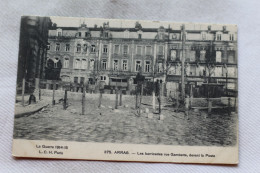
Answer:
216;32;222;41
56;28;62;37
229;33;234;41
124;30;129;38
201;32;207;40
159;33;164;40
138;34;142;39
78;32;81;37
85;32;88;37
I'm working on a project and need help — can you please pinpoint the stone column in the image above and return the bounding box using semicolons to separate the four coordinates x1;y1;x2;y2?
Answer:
131;40;135;72
108;40;112;69
98;40;102;70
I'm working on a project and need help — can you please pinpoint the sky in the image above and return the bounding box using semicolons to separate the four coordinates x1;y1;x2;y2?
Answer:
50;16;237;32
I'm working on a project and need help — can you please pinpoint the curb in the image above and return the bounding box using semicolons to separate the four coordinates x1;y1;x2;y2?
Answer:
14;104;49;118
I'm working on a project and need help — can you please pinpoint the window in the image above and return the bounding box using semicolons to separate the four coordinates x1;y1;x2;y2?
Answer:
78;32;81;37
88;78;94;85
135;60;141;72
122;60;128;71
159;33;163;40
103;45;108;54
80;77;85;84
172;34;178;40
47;43;50;50
124;31;129;38
158;45;164;55
146;46;152;55
137;46;142;55
230;34;234;41
216;34;222;41
200;50;206;61
123;45;128;55
57;29;62;37
85;32;89;37
89;59;95;70
64;58;69;68
105;32;109;38
157;62;163;73
202;33;206;40
228;51;235;63
55;43;60;51
74;77;78;83
54;58;59;68
145;61;150;72
91;45;96;53
83;44;87;52
100;76;106;81
74;59;81;69
61;76;70;82
190;66;196;76
227;67;236;77
216;51;222;62
101;60;107;70
82;59;87;69
170;50;176;61
113;60;119;71
76;44;81;52
138;34;142;39
190;51;196;62
65;44;70;52
114;45;119;54
180;50;183;61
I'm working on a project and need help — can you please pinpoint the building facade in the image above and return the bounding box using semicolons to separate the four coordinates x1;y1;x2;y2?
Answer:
17;16;52;94
46;22;237;96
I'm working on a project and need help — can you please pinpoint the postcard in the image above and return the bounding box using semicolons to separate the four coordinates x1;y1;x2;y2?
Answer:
12;16;238;164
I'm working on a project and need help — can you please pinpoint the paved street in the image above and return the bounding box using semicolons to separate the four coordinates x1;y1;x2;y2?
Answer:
13;95;237;146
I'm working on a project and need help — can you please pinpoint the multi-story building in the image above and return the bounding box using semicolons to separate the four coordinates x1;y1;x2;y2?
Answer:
17;16;52;94
46;22;237;97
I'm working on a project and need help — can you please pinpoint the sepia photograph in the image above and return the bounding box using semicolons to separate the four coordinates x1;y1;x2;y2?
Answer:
12;16;238;164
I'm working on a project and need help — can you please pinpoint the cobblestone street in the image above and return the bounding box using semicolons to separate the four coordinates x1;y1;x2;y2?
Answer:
13;95;237;146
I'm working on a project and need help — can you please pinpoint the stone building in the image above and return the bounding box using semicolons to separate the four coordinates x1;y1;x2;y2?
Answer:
46;22;237;96
17;16;52;94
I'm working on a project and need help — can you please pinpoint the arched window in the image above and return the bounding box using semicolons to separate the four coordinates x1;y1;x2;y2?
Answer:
83;44;88;52
75;59;81;69
82;59;87;69
54;58;60;68
77;44;81;52
89;59;95;70
64;58;69;68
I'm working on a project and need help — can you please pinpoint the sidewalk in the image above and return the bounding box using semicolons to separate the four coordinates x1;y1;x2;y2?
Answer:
14;96;52;118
